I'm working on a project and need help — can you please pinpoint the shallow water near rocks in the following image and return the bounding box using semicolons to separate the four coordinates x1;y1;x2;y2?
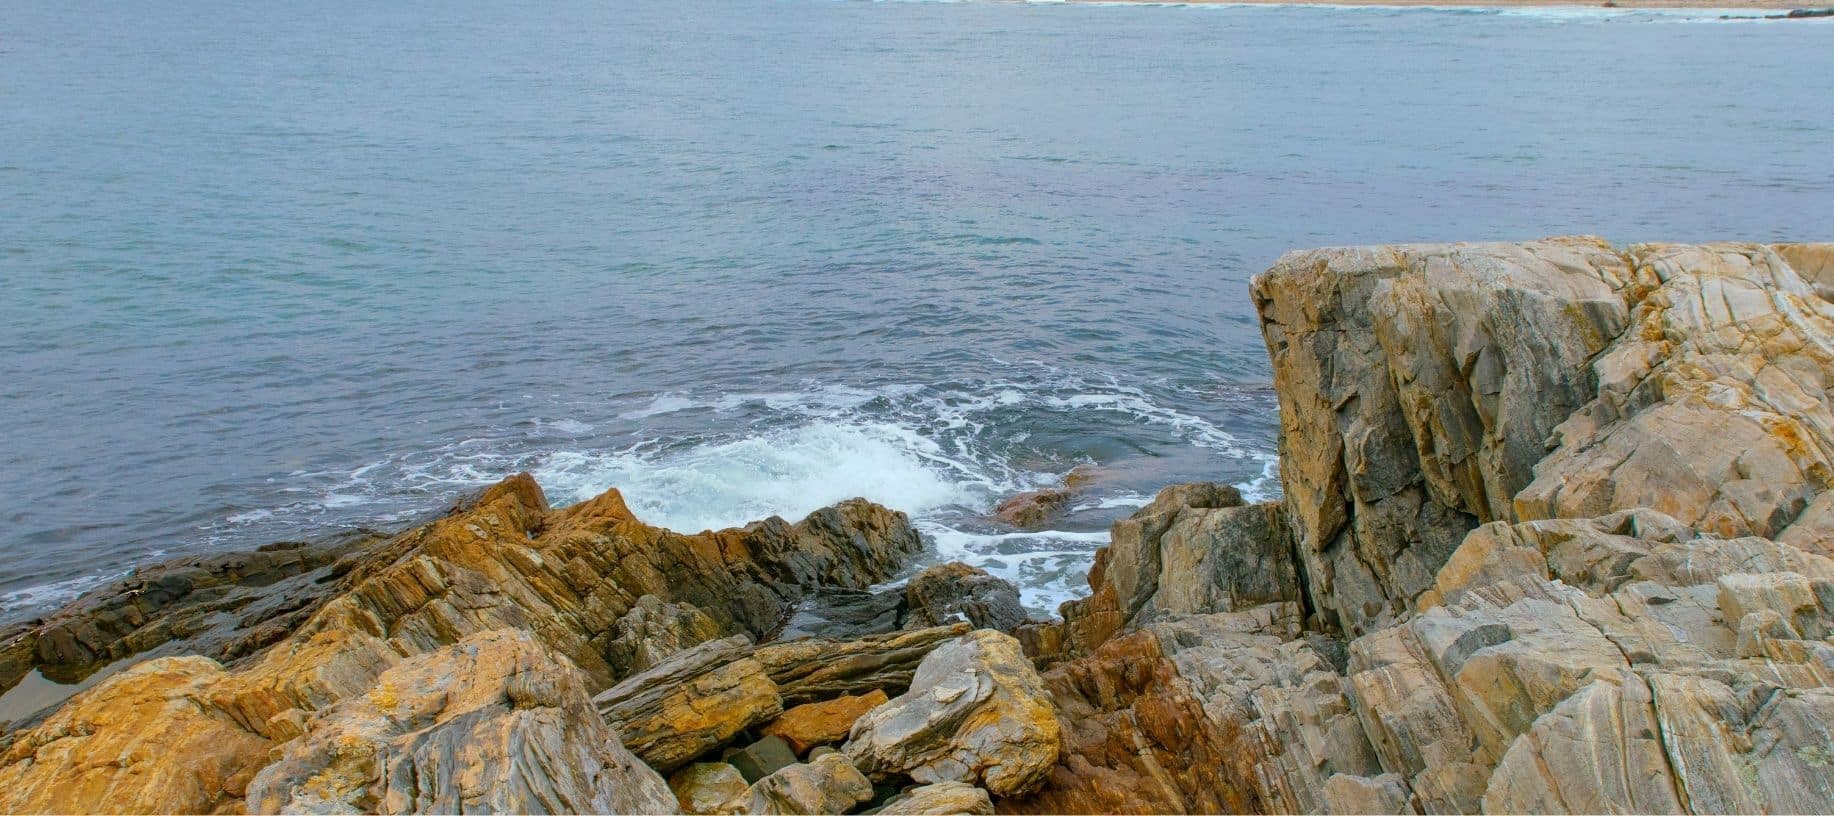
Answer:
2;0;1830;621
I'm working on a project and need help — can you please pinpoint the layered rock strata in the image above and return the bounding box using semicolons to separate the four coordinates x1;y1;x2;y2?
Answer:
0;475;924;813
1006;238;1834;814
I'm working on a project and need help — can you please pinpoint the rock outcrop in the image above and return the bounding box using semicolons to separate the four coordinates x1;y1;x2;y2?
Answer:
0;474;923;813
1004;238;1834;815
844;630;1060;798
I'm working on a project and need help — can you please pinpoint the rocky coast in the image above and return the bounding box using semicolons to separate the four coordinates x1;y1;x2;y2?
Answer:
2;237;1832;814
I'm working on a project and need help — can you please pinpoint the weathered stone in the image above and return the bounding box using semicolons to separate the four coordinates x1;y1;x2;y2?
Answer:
0;471;929;813
903;562;1028;632
746;752;874;815
669;762;750;815
244;629;674;814
0;656;271;814
1001;630;1248;814
845;630;1060;798
1517;243;1834;543
761;689;890;755
606;594;723;676
756;623;969;707
879;781;995;815
595;635;783;773
1050;483;1298;660
1252;237;1634;636
726;735;801;784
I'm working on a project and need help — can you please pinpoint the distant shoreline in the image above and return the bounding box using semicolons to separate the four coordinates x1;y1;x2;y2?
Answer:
1055;0;1821;11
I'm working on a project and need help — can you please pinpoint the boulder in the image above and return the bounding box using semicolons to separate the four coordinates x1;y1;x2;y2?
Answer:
1044;483;1297;660
668;762;750;815
844;630;1060;797
761;689;890;755
902;562;1027;632
878;781;995;815
594;635;783;773
746;752;875;815
244;629;674;814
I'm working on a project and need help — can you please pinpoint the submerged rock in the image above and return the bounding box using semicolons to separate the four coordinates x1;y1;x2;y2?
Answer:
844;629;1059;798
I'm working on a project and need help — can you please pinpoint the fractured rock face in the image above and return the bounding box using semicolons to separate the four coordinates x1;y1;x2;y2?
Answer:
844;629;1060;798
1252;237;1635;636
1519;243;1834;546
0;655;272;814
245;628;674;815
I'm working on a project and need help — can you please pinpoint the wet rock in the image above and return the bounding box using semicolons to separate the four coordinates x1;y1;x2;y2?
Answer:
0;532;381;702
725;735;801;784
244;629;674;815
878;781;995;815
991;489;1074;530
746;751;875;815
595;635;783;773
669;762;750;815
761;689;890;755
777;587;907;641
902;562;1027;632
844;630;1059;797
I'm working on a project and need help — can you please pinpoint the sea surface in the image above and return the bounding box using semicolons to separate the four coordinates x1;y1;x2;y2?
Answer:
2;0;1830;622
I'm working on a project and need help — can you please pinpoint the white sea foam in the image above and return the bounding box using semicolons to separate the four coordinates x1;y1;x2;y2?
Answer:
534;421;989;533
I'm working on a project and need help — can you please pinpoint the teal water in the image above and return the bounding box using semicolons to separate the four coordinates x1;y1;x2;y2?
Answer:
2;0;1830;619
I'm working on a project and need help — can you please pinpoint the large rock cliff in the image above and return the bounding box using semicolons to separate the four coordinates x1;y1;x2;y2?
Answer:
1009;238;1834;814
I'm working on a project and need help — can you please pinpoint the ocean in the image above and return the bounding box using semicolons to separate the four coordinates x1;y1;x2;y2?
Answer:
2;0;1829;621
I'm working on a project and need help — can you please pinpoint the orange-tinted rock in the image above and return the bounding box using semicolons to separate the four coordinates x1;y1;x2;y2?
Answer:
999;631;1252;815
760;689;889;754
0;474;924;813
991;489;1074;530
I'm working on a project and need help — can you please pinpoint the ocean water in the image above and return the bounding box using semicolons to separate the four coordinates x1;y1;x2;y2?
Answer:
2;0;1829;621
